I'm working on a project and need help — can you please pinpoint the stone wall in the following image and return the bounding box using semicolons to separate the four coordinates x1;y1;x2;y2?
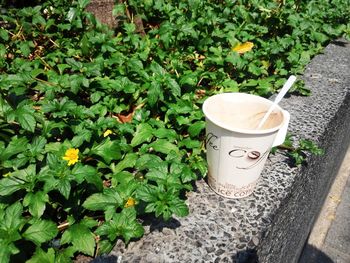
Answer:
86;0;116;28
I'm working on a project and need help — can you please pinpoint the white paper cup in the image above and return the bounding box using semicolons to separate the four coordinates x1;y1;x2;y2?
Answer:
202;93;290;198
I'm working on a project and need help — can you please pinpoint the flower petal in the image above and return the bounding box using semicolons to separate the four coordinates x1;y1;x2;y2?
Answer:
103;129;113;137
63;148;79;166
124;197;136;208
232;42;254;54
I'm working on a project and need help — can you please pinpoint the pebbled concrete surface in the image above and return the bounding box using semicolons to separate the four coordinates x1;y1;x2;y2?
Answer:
97;39;350;263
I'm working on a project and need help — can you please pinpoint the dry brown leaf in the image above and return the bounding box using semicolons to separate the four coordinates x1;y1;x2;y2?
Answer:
115;112;134;123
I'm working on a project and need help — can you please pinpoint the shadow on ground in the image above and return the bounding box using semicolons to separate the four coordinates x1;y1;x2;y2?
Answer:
90;255;119;263
83;240;335;263
231;244;334;263
235;248;259;263
299;244;334;263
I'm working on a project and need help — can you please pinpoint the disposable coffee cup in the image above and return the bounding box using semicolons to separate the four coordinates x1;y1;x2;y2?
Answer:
202;93;290;199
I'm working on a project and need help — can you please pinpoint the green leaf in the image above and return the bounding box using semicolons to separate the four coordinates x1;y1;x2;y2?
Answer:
155;202;171;220
170;198;189;217
91;138;122;164
0;96;12;116
144;202;157;214
71;130;92;147
166;78;181;97
65;57;83;70
0;165;35;195
150;139;179;155
248;63;262;76
0;244;12;263
112;153;138;174
127;57;144;72
67;8;77;23
61;223;95;256
57;178;71;199
29;137;47;155
26;248;56;263
180;72;198;86
188;121;205;137
23;220;58;245
72;164;98;184
78;0;90;9
131;123;153;147
16;107;36;132
178;137;200;149
0;28;9;41
312;31;329;43
179;165;197;183
55;247;77;263
225;52;244;68
0;176;27;196
0;235;21;257
97;239;115;254
147;82;162;106
146;170;167;183
136;185;158;203
135;154;167;172
112;171;134;185
57;64;71;75
2;201;24;231
19;41;32;57
72;164;102;190
113;3;126;16
119;209;144;243
0;136;28;161
153;128;177;141
32;14;46;26
23;191;49;218
95;208;144;244
221;78;239;92
83;188;123;211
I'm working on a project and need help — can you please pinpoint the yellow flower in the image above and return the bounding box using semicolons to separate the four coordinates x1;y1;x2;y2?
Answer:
124;197;136;208
3;172;11;177
232;42;254;54
62;148;79;166
103;129;113;137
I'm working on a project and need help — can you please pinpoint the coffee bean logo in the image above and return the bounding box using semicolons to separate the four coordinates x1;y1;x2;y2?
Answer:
228;147;269;170
248;151;260;160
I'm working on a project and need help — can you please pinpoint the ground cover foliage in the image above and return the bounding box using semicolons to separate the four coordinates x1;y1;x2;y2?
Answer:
0;0;349;261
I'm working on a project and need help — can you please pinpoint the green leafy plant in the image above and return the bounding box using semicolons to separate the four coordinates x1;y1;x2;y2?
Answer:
277;134;325;166
0;0;348;261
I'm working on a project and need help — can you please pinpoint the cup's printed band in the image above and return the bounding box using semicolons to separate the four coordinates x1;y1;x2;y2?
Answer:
204;127;272;199
205;132;270;170
208;174;257;198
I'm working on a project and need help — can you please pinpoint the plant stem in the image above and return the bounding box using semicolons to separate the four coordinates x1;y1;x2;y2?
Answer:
33;77;57;86
57;222;69;231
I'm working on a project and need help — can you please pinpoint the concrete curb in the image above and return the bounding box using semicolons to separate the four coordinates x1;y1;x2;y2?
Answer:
257;39;350;263
299;146;350;262
97;39;350;263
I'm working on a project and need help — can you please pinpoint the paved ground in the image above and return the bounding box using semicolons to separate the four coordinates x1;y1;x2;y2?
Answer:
299;146;350;263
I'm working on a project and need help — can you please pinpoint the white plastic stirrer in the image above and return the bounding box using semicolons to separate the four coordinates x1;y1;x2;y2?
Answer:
257;75;296;129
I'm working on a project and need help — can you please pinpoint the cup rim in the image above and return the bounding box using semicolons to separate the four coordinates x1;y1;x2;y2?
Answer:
202;92;287;135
